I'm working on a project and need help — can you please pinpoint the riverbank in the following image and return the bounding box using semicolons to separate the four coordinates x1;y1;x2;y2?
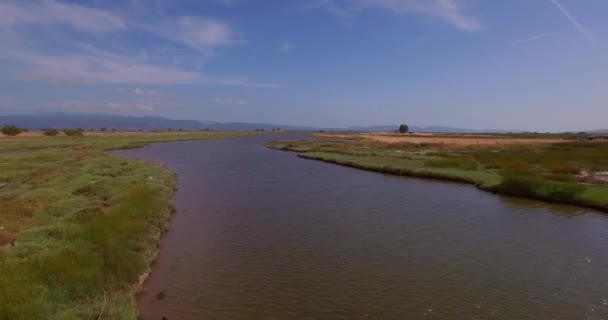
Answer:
0;131;253;319
268;133;608;212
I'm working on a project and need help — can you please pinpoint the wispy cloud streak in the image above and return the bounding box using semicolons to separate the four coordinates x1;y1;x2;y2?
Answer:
550;0;596;43
0;0;125;33
512;33;554;45
0;1;279;87
0;45;200;85
308;0;481;31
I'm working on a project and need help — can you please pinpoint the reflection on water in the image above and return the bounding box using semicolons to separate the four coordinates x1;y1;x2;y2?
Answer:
115;134;608;320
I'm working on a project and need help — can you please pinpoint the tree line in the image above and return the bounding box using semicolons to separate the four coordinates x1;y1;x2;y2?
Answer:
1;125;86;137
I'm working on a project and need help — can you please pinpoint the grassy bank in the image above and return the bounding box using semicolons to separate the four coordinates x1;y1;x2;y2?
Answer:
268;135;608;212
0;131;252;319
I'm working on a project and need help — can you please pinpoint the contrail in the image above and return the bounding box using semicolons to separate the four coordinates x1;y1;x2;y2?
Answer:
550;0;597;43
512;34;554;45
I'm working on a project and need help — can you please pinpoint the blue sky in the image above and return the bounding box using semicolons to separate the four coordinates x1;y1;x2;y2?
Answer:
0;0;606;131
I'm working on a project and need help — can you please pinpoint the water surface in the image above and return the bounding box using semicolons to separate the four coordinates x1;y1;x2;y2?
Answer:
116;134;608;320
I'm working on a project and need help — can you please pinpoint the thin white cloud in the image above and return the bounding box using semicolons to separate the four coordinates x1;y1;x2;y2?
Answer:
304;0;360;17
2;45;282;87
0;34;281;87
214;97;249;105
512;33;554;45
1;46;200;85
132;88;162;97
550;0;596;43
365;0;481;31
0;1;281;88
309;0;481;31
0;0;125;33
0;1;236;56
152;16;238;56
206;75;283;88
56;99;158;113
278;41;294;54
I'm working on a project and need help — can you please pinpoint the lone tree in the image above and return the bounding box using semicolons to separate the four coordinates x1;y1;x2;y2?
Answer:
398;124;409;134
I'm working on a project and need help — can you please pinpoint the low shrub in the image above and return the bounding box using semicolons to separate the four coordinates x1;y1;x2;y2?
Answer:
334;143;353;154
545;173;578;183
63;128;84;137
1;125;23;136
42;128;60;136
497;174;586;203
543;161;579;174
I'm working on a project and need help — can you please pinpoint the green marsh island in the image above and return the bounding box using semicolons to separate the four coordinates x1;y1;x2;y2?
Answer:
268;132;608;212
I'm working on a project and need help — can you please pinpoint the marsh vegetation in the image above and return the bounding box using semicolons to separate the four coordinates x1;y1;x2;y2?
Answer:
0;131;253;319
268;132;608;211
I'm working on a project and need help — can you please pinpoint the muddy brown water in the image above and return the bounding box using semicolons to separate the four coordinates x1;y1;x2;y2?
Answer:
114;134;608;320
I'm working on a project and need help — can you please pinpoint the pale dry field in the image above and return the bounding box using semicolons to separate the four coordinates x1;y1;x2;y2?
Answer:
364;134;562;147
0;131;48;141
314;132;563;148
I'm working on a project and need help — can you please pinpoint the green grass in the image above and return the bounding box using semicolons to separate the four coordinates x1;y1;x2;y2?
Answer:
0;131;253;319
299;152;501;188
424;158;478;171
268;137;608;212
496;174;586;203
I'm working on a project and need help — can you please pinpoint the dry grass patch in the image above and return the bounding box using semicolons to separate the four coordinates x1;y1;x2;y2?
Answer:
363;134;563;148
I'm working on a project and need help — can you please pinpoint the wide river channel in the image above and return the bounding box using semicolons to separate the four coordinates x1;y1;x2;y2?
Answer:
115;134;608;320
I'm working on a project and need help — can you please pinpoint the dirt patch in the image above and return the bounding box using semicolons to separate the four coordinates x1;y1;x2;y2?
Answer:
577;170;608;184
595;172;608;182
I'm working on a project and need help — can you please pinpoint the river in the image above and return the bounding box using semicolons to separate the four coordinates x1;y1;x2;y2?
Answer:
115;134;608;320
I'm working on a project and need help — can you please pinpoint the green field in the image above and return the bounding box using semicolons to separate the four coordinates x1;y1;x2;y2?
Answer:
0;131;252;319
268;135;608;212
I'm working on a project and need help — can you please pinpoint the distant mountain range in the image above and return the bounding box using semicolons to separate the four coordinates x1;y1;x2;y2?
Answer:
0;113;604;134
0;113;282;131
590;129;608;134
